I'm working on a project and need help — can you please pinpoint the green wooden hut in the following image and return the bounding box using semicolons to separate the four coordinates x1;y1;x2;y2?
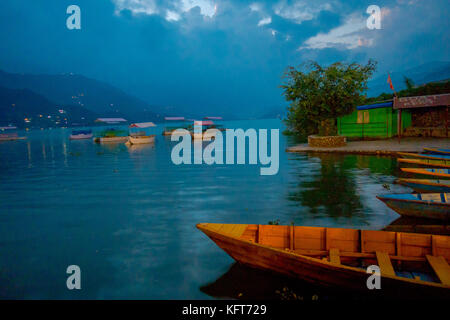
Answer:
337;101;411;138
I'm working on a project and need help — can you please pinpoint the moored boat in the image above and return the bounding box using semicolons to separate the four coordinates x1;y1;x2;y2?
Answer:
396;178;450;193
0;126;26;141
69;129;93;140
93;118;128;143
197;223;450;297
398;152;450;161
401;167;450;179
377;193;450;220
162;117;191;136
398;158;450;168
127;122;156;145
424;148;450;155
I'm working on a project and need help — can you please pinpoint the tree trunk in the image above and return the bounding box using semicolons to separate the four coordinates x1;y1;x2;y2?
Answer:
318;119;337;136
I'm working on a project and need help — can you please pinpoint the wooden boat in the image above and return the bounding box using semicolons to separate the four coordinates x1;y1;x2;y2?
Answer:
396;178;450;193
197;223;450;297
377;193;450;220
162;117;191;136
191;120;224;140
69;129;93;140
401;168;450;179
424;148;450;155
94;136;128;143
398;152;450;161
128;135;155;144
94;118;128;143
127;122;156;145
0;126;26;141
398;158;450;168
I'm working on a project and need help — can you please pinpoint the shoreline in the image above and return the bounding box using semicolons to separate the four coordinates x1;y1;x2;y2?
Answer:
286;137;450;156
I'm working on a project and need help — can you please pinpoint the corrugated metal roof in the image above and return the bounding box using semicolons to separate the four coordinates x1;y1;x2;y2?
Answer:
357;101;393;110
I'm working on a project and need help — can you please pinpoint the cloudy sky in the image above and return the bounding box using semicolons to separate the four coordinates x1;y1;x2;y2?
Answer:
0;0;448;116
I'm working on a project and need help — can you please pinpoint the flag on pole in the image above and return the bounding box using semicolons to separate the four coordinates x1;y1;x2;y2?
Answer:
387;74;395;92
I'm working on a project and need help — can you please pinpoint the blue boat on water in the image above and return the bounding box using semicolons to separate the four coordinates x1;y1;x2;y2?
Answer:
424;148;450;156
69;129;93;140
398;152;450;161
377;193;450;221
396;178;450;193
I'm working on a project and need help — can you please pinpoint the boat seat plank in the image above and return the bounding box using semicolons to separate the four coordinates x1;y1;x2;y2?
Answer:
329;248;341;264
376;251;396;277
426;255;450;285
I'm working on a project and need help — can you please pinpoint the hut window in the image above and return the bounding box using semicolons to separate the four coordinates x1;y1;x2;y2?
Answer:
357;110;370;124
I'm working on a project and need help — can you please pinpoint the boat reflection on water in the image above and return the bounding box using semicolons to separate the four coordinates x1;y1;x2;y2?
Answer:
200;263;344;300
126;142;155;154
383;217;450;235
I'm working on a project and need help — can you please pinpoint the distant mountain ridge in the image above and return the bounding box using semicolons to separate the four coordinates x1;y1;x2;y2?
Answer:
367;61;450;97
0;86;98;127
0;70;163;123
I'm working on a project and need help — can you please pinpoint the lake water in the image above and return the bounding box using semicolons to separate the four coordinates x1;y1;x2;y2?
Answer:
0;119;410;299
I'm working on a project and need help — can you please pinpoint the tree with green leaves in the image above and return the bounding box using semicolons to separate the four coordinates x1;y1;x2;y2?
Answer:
282;60;377;137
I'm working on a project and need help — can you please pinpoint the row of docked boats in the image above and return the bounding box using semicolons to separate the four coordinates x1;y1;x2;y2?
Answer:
69;118;157;145
162;117;225;140
377;148;450;221
197;147;450;298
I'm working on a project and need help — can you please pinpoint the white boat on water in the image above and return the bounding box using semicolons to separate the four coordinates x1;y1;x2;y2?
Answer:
191;119;224;141
69;129;93;140
93;118;128;143
0;126;26;141
127;122;156;145
162;117;191;136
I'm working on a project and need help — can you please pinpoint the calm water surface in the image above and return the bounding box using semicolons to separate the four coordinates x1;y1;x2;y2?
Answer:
0;119;409;299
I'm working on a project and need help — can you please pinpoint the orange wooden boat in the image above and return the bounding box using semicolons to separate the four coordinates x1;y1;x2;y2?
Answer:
197;223;450;297
398;158;450;168
401;168;450;179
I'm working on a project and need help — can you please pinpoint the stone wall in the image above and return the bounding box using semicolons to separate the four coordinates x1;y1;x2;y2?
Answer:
403;107;448;137
411;107;446;127
308;135;347;147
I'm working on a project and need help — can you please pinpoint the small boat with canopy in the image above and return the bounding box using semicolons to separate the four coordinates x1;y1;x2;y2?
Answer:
127;122;156;145
192;118;224;140
0;126;26;141
93;118;128;143
162;117;191;136
69;129;93;140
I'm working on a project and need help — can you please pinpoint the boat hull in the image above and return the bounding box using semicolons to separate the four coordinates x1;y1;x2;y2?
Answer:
424;148;450;155
93;136;128;143
396;179;450;193
377;196;450;220
401;167;450;179
0;136;26;141
128;135;155;144
398;158;450;168
197;224;449;298
398;152;450;161
69;133;93;140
